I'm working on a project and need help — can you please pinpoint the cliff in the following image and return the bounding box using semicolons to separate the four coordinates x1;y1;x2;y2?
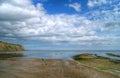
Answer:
0;41;25;51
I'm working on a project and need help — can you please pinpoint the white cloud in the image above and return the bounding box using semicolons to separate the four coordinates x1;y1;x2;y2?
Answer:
0;1;45;21
68;3;81;12
0;0;120;48
88;0;109;7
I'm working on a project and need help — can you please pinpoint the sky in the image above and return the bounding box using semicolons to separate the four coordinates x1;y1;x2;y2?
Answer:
0;0;120;50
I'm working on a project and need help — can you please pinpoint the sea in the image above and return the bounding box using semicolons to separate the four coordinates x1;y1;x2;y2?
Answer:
7;50;120;60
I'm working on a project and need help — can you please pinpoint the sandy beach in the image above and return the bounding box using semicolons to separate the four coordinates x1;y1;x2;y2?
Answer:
0;58;119;78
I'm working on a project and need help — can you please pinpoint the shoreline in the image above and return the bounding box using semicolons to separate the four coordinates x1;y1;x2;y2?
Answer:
0;58;119;78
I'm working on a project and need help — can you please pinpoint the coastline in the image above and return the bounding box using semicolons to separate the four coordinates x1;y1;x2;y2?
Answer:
0;58;119;78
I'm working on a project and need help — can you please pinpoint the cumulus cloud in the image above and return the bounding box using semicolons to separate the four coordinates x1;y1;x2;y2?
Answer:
87;0;112;7
68;3;81;12
0;0;45;21
0;0;119;48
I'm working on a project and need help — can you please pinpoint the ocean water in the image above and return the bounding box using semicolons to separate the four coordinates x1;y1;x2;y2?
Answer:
22;50;120;60
0;50;120;60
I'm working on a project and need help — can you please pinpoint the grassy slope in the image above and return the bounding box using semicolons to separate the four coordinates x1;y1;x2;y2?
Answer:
0;41;24;51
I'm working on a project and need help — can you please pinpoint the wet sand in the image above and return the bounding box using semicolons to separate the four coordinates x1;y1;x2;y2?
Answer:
0;58;119;78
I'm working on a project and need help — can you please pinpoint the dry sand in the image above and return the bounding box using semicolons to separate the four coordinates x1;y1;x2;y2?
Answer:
0;58;119;78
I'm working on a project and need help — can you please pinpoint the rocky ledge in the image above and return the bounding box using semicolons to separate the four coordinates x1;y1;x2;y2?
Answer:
73;53;120;73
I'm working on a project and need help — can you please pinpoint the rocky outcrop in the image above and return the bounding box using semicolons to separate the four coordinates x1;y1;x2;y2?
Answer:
0;41;25;51
73;53;120;73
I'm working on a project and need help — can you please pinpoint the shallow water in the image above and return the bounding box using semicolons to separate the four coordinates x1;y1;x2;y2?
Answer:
1;50;119;60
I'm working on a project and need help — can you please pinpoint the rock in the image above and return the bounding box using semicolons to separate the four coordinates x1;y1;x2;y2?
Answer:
73;53;96;60
106;53;120;57
73;53;120;73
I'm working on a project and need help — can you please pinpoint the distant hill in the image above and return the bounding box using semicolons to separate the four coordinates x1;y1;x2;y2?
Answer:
0;41;25;51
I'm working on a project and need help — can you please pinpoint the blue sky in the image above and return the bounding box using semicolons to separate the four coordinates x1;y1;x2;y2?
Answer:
32;0;89;14
0;0;120;50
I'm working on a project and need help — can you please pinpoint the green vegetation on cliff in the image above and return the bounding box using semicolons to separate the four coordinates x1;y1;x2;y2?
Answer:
0;41;25;51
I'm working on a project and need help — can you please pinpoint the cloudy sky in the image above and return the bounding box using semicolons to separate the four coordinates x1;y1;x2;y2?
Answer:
0;0;120;50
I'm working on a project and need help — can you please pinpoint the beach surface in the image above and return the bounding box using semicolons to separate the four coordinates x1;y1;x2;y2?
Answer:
0;58;119;78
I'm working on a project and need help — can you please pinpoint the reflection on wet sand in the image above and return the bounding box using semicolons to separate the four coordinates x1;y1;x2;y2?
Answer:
0;52;24;59
0;58;119;78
